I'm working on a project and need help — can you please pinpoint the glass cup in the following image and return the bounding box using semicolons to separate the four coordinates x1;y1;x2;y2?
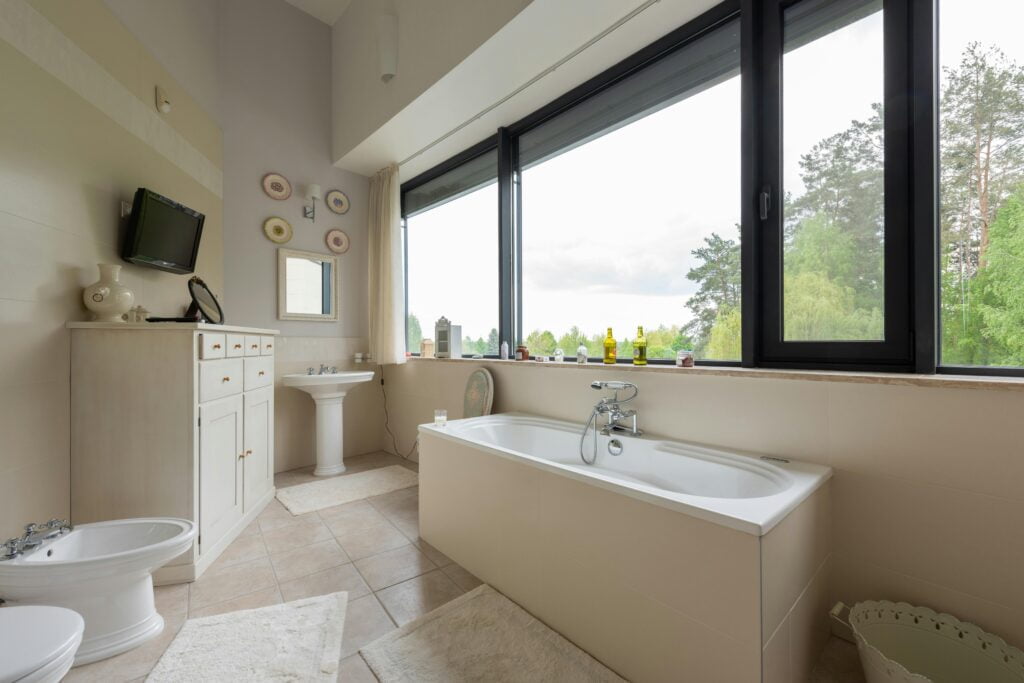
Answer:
434;409;447;427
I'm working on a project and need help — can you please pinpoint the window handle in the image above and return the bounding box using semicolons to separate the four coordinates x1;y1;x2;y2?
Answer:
759;186;772;221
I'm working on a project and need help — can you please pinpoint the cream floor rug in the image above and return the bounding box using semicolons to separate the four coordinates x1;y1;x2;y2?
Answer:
276;465;418;515
360;585;624;682
146;592;347;682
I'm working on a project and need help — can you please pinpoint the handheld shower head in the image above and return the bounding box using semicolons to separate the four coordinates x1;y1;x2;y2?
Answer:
591;380;633;390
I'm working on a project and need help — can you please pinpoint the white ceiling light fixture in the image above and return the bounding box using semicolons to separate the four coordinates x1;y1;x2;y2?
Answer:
376;12;398;83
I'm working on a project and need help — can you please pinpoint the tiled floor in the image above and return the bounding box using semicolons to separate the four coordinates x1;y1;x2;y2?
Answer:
65;451;480;683
62;448;864;682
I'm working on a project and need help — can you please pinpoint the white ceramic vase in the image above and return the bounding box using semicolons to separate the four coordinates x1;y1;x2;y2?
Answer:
83;264;134;323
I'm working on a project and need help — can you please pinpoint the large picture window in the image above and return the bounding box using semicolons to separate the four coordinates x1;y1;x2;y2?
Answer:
938;0;1024;369
399;0;1024;377
518;18;741;361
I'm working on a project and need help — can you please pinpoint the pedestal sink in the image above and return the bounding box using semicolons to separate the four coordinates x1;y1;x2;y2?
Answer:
283;371;376;476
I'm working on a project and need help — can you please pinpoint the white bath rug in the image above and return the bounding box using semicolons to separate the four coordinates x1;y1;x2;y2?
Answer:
276;465;418;515
146;592;347;682
360;584;624;682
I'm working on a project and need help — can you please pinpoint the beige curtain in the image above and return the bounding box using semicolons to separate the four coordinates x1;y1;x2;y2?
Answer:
368;163;406;365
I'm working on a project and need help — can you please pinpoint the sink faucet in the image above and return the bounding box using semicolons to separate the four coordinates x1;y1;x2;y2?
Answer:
2;518;72;560
579;381;641;465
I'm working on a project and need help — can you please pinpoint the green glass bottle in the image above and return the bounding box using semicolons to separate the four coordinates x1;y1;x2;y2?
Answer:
603;328;617;364
633;325;647;366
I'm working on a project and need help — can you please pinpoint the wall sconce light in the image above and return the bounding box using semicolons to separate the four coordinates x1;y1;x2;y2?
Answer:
304;184;321;222
376;13;398;83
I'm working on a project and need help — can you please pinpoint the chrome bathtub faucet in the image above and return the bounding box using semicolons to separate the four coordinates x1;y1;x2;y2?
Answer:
579;381;642;465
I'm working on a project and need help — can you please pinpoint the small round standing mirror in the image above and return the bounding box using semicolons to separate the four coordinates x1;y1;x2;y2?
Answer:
187;276;224;324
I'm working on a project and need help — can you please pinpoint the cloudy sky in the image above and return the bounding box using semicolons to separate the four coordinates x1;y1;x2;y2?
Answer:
406;0;1022;344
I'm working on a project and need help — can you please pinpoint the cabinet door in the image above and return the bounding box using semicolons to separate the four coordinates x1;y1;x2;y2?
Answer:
199;394;244;553
243;387;274;512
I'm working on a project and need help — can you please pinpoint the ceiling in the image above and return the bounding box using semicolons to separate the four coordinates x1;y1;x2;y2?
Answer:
283;0;352;25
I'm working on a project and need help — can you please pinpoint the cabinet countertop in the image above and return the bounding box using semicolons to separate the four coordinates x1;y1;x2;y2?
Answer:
66;322;280;335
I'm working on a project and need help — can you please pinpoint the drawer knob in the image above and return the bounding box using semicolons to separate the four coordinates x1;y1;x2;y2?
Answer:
212;343;222;349
266;344;273;349
234;344;242;349
258;370;265;376
251;344;258;349
222;376;231;383
246;449;253;457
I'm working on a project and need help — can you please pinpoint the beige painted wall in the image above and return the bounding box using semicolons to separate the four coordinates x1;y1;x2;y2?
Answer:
0;0;223;540
383;359;1024;651
330;0;532;162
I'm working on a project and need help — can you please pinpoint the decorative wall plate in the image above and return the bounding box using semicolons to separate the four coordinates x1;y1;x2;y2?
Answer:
325;189;350;214
325;229;350;254
262;173;292;200
263;217;293;244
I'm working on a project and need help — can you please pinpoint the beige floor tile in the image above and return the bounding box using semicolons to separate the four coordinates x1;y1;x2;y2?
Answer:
375;569;465;626
441;563;483;592
237;519;261;537
257;497;318;531
370;489;420;540
338;654;378;682
367;485;418;511
188;585;283;619
278;562;371;603
810;637;865;683
333;519;410;561
153;583;189;621
415;538;454;567
63;613;185;683
318;499;386;529
189;556;277;611
270;538;350;583
354;544;436;591
342;594;397;659
261;517;333;554
210;531;267;570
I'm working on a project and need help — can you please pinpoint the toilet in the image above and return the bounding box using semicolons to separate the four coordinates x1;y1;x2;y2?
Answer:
0;606;84;682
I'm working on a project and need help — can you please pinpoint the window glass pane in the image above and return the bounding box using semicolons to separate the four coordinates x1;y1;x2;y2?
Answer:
519;19;741;361
939;0;1024;367
782;0;885;341
405;151;499;355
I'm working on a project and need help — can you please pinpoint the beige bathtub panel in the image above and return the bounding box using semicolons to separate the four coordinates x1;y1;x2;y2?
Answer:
536;468;761;646
832;470;1024;612
833;553;1024;652
762;614;792;683
761;483;832;642
789;556;832;682
531;555;761;683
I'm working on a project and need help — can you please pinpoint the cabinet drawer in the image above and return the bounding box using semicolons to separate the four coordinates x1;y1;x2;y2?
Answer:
199;359;244;403
226;334;245;358
198;333;226;359
244;357;273;391
260;336;275;356
244;335;261;356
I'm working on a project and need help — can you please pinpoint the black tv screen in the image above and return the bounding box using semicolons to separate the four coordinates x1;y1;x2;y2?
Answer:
122;188;204;274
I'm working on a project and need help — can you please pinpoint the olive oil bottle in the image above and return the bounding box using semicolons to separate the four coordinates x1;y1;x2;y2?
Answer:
633;325;648;366
603;328;617;364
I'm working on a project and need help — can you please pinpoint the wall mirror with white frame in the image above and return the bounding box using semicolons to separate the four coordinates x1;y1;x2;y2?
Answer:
277;248;338;321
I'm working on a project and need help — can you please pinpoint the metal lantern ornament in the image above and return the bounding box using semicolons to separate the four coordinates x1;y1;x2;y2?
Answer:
434;316;462;359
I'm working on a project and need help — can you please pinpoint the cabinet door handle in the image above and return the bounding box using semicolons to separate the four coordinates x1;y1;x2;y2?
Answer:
212;343;222;349
238;453;245;460
222;376;231;383
246;450;253;457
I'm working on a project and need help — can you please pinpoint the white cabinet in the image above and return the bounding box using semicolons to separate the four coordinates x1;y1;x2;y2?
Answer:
69;322;278;584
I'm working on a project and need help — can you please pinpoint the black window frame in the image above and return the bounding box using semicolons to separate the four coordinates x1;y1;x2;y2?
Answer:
399;0;1023;378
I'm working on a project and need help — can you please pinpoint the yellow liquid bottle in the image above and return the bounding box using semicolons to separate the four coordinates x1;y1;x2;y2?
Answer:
603;328;617;364
633;325;647;366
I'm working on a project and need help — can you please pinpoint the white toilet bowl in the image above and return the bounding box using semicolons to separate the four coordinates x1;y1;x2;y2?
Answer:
0;518;195;666
0;605;84;682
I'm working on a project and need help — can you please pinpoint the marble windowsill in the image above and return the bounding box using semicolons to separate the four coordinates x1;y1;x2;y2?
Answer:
406;356;1024;392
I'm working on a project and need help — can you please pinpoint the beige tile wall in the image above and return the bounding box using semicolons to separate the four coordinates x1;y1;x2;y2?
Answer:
385;359;1024;650
0;2;222;539
273;336;384;472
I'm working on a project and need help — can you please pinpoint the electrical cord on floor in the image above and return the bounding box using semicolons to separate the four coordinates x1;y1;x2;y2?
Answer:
380;364;418;460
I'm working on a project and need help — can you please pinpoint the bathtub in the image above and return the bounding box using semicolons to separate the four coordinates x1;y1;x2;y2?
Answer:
419;413;833;682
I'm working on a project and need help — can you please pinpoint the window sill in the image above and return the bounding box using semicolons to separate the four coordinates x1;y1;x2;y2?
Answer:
406;356;1024;392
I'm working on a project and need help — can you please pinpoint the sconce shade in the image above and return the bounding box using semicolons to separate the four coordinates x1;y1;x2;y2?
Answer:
306;184;322;201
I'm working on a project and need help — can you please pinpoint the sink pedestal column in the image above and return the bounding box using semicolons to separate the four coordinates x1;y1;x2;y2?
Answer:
312;390;349;476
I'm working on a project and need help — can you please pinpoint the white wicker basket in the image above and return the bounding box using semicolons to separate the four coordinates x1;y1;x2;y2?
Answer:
836;600;1024;683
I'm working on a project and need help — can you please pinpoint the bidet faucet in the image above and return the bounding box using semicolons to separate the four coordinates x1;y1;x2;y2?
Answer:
1;518;72;560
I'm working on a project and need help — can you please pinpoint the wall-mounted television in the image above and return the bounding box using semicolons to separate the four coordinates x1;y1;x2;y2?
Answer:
122;188;205;274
